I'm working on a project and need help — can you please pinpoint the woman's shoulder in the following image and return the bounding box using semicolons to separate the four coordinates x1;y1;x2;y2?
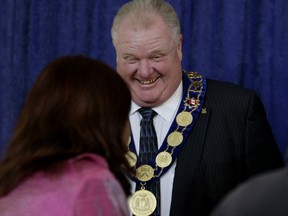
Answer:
66;153;113;179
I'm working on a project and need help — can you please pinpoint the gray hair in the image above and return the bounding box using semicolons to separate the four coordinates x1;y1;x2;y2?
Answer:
111;0;181;45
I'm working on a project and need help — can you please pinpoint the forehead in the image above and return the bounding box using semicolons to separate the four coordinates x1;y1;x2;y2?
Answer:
119;12;167;31
116;14;174;52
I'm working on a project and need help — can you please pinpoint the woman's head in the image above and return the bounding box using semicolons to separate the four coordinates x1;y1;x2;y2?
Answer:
0;55;132;195
29;56;130;153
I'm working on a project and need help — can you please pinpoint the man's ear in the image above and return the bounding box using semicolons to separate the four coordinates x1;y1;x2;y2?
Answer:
177;34;183;60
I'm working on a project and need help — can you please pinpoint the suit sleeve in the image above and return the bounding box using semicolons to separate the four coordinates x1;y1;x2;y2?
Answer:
245;92;284;175
73;178;129;216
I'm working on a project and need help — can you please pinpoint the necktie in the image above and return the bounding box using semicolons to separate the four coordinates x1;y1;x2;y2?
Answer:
136;108;161;216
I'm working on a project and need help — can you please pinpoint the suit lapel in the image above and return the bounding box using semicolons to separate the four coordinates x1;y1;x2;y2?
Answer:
169;107;211;215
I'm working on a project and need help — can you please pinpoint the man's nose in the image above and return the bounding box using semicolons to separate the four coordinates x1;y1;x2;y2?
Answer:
138;59;152;76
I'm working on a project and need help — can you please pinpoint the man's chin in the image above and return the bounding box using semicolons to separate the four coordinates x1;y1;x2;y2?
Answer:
133;96;164;108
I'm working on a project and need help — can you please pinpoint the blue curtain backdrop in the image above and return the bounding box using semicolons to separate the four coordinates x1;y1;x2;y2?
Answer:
1;0;288;160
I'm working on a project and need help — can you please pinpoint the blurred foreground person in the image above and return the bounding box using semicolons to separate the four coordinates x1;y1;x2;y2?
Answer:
211;166;288;216
0;56;132;216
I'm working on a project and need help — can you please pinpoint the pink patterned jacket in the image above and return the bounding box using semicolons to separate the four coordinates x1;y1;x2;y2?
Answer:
0;153;129;216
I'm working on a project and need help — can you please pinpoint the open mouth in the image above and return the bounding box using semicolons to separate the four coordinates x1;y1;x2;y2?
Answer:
139;78;158;85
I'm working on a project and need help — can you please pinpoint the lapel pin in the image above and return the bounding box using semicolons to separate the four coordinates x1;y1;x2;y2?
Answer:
201;107;207;114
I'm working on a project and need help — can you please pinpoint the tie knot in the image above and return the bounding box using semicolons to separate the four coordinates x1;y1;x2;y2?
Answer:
138;108;157;119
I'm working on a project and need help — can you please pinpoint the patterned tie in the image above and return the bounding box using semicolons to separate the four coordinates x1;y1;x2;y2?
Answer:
136;108;161;216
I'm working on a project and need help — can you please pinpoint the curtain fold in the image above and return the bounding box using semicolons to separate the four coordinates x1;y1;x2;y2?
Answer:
1;0;287;159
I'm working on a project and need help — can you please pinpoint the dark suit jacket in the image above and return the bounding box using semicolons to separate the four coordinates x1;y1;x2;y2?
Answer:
169;79;284;216
210;167;288;216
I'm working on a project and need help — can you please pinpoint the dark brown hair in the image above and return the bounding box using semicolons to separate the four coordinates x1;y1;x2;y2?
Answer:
0;55;133;196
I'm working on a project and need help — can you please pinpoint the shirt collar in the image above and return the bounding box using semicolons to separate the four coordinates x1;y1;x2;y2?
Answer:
130;81;183;122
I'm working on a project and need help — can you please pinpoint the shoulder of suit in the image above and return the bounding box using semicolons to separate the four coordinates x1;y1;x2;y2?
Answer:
205;78;255;96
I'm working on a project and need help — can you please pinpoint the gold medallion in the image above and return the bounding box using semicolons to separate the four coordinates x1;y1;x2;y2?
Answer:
167;131;183;147
136;165;154;182
126;151;137;167
176;111;193;127
128;189;157;216
127;136;131;145
156;151;172;168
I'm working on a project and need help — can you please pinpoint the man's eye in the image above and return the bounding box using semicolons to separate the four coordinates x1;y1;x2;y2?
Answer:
152;55;164;61
124;57;138;63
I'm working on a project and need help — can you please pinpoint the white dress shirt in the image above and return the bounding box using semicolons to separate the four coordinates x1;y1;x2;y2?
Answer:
129;81;183;216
